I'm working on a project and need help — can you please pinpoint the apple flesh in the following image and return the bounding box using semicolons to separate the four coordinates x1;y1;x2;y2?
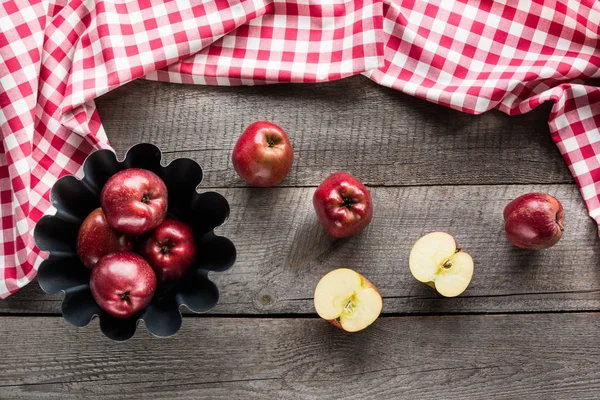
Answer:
76;208;133;269
409;232;473;297
313;172;373;238
140;218;197;282
232;121;294;187
314;268;382;332
90;252;157;319
100;168;168;236
504;192;564;250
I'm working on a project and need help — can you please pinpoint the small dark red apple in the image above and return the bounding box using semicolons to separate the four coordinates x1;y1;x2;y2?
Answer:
100;168;168;235
90;252;157;318
504;192;565;250
232;121;294;187
313;172;373;238
140;219;197;282
76;208;133;269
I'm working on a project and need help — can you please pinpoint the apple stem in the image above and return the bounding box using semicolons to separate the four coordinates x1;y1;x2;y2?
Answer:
556;218;564;232
119;291;131;303
341;197;354;209
141;194;150;204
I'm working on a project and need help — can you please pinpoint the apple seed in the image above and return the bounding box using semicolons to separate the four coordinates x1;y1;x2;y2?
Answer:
344;296;357;314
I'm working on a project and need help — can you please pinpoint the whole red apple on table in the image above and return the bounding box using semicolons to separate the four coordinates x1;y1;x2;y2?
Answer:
90;252;157;319
504;192;565;250
232;121;294;187
313;172;373;238
76;208;133;269
140;219;197;282
101;168;168;236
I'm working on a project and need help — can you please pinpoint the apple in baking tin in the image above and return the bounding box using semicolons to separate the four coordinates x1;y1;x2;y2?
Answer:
140;218;197;282
90;252;157;319
76;208;133;269
100;168;168;236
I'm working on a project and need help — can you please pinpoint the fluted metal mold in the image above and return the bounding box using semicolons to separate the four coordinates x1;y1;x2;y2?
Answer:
34;143;236;341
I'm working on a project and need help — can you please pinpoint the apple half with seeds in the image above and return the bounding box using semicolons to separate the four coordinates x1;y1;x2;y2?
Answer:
409;232;473;297
314;268;383;332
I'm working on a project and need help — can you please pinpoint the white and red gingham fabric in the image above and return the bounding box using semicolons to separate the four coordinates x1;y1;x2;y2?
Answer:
0;0;599;298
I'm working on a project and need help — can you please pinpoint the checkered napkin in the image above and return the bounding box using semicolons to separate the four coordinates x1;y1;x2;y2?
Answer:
0;0;598;298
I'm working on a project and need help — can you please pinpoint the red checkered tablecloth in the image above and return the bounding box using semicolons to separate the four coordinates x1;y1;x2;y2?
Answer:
0;0;598;298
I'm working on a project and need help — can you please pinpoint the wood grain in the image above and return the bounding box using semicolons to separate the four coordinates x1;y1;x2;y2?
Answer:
5;183;599;315
1;314;599;399
96;76;570;187
3;59;599;400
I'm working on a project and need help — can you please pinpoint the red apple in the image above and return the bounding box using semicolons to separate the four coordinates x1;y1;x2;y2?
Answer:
76;208;133;269
504;192;565;250
140;219;197;282
100;168;168;235
232;121;294;187
313;172;373;238
90;252;157;318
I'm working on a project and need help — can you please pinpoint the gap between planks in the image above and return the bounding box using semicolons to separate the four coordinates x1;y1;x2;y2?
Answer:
3;308;600;319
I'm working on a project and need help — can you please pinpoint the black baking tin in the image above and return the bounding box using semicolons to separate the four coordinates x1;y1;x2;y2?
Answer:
34;143;235;341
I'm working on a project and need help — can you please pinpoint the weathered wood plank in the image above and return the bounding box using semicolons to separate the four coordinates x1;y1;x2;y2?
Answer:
4;184;599;315
1;314;599;399
96;76;570;187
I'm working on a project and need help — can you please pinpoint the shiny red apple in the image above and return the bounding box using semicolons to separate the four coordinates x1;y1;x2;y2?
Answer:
504;192;565;250
100;168;168;235
76;208;133;269
232;121;294;187
140;218;197;282
313;172;373;238
90;252;157;318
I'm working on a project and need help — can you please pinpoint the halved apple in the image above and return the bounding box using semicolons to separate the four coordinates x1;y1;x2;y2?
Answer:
314;268;383;332
409;232;473;297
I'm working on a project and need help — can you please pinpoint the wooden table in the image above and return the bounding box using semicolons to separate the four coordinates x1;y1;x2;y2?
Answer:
2;76;600;399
